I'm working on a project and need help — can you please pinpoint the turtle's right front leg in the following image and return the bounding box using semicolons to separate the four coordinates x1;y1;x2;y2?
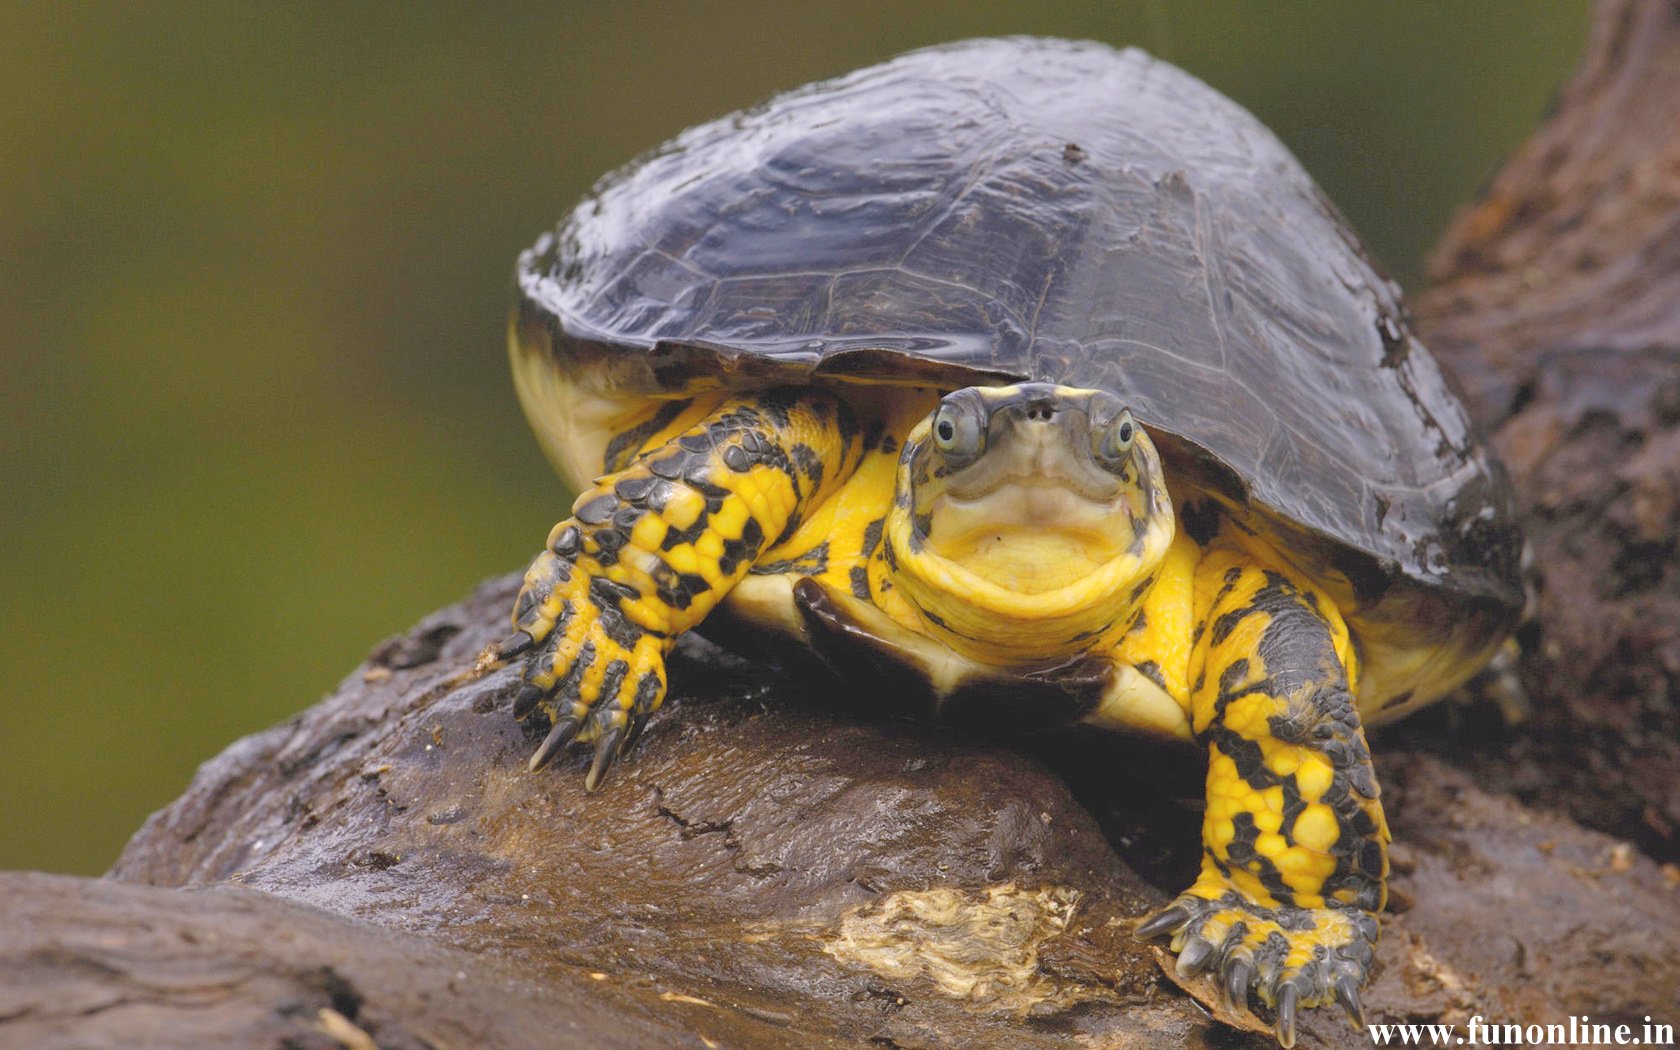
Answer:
501;389;859;788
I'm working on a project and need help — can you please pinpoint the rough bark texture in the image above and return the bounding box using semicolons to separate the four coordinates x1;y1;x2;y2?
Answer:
7;2;1680;1047
0;871;776;1050
1413;0;1680;857
100;576;1216;1050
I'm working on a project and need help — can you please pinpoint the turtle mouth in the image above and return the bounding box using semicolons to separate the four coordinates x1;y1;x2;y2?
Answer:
929;409;1136;546
946;466;1121;505
927;474;1140;574
917;422;1147;589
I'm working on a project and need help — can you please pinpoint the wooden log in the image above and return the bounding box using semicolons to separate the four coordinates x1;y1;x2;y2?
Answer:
89;574;1680;1049
1415;0;1680;855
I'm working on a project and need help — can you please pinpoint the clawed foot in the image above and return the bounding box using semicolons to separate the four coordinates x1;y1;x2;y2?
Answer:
498;524;670;789
1135;887;1375;1047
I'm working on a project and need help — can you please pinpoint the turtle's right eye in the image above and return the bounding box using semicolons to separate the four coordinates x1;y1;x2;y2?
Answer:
932;396;986;466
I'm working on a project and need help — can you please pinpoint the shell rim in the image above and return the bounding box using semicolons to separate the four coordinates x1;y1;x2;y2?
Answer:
514;249;1527;627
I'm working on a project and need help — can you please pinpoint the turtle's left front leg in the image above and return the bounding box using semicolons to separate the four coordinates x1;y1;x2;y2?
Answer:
1136;550;1388;1046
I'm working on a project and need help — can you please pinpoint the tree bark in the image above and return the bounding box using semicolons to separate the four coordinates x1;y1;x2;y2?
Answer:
0;870;772;1050
1414;0;1680;856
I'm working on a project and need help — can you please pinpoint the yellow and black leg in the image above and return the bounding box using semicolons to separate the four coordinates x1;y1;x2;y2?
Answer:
1135;551;1388;1046
498;389;860;787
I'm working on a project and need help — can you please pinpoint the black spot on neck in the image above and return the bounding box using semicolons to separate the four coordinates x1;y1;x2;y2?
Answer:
1180;500;1221;546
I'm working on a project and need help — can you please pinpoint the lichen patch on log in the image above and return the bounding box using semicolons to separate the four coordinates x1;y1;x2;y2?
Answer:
816;883;1098;1012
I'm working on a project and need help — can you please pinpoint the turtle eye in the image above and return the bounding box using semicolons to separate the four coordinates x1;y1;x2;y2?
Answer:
1094;409;1137;470
932;396;986;465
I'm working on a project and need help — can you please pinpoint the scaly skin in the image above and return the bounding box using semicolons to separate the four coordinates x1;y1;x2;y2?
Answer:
1134;545;1388;1046
500;388;861;786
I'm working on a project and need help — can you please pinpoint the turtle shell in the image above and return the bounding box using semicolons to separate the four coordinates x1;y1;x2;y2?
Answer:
514;36;1524;632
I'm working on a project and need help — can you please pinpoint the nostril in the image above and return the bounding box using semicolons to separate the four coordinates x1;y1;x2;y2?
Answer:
1026;404;1055;421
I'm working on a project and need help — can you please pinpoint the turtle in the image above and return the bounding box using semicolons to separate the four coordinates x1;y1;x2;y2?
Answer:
492;36;1524;1046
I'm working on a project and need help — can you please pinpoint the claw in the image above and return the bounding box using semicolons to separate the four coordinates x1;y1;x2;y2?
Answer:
584;725;627;791
497;630;536;660
620;712;648;754
1332;973;1365;1028
528;716;581;771
512;683;548;720
1175;934;1216;976
1133;904;1191;940
1274;982;1299;1049
1221;956;1253;1010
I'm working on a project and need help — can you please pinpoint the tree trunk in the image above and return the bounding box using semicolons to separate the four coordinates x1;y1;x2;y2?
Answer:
1413;0;1680;857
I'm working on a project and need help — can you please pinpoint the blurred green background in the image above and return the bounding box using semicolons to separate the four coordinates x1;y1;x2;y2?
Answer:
2;2;1588;875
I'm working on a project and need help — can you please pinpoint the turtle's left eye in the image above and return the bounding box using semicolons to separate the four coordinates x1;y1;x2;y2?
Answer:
932;394;986;466
1094;409;1137;471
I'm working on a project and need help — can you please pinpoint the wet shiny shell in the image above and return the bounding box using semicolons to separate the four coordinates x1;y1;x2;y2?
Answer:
514;36;1524;637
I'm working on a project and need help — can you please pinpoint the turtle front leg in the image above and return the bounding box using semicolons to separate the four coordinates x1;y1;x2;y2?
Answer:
500;389;859;787
1135;551;1388;1046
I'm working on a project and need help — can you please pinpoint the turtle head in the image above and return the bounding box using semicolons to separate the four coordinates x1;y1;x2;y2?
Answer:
885;383;1175;667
